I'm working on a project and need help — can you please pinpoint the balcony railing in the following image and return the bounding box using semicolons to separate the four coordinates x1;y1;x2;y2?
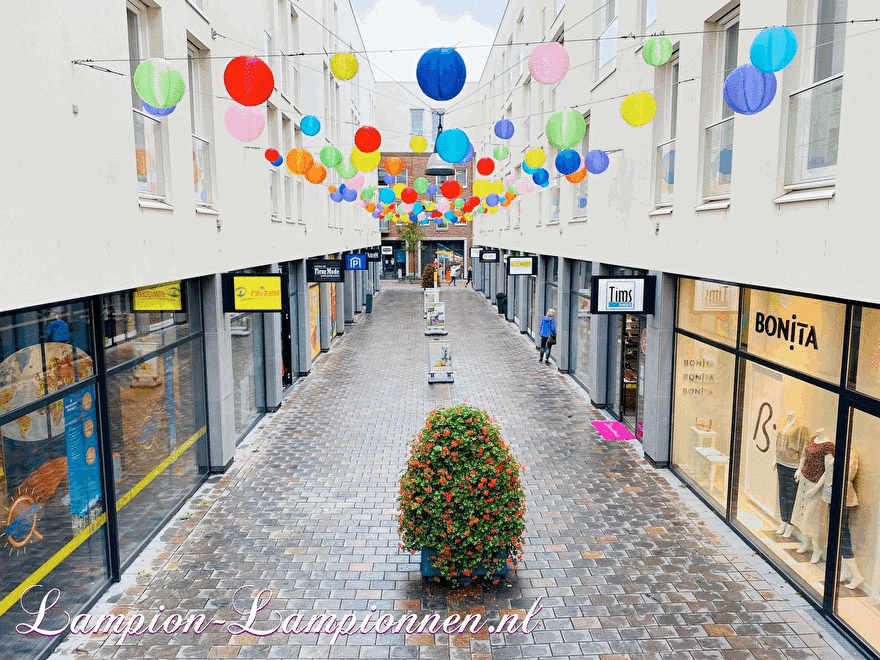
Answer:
703;118;733;198
193;135;211;204
133;109;164;197
656;138;675;205
786;75;843;186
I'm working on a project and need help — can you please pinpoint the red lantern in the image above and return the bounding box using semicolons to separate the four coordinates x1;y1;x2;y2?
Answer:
224;56;274;107
440;180;461;199
477;158;495;176
265;148;280;162
355;126;382;153
466;195;480;210
401;187;418;204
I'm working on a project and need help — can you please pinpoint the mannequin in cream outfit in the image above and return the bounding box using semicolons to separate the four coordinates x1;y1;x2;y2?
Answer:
791;429;835;563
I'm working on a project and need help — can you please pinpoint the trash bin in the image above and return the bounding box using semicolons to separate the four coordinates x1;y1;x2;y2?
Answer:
365;294;373;313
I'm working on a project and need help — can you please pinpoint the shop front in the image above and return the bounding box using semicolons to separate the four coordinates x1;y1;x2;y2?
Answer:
671;277;880;655
568;261;593;392
0;280;209;659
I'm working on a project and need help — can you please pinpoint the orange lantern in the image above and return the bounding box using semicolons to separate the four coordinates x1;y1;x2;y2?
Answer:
565;168;587;184
328;185;338;193
305;164;327;184
385;157;404;176
365;202;376;212
286;148;314;175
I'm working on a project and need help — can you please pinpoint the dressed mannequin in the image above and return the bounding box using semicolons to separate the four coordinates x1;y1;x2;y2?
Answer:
790;429;835;563
774;411;808;537
822;449;864;589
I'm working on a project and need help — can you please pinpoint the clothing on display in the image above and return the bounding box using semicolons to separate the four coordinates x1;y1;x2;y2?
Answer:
774;412;809;534
790;431;835;563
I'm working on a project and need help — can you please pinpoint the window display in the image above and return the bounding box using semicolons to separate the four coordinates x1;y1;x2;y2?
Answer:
569;291;591;390
850;306;880;400
677;278;739;347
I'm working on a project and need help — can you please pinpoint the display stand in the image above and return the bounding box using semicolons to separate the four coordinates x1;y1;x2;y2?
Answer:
695;446;729;500
425;301;447;335
428;340;453;383
687;426;717;470
423;288;439;319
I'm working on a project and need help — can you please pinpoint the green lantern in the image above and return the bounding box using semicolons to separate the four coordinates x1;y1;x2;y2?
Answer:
335;158;358;179
413;176;429;194
545;109;586;150
643;36;673;66
320;146;343;168
493;145;509;160
454;198;464;209
133;58;186;108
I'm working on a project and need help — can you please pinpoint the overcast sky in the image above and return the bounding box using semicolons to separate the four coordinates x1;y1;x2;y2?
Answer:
349;0;507;82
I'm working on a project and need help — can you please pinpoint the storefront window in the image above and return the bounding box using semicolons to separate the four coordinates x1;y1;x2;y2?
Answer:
330;282;338;337
734;360;839;599
570;292;591;390
671;335;736;510
849;306;880;400
309;284;321;359
834;409;880;652
230;313;265;438
742;288;845;385
677;278;739;347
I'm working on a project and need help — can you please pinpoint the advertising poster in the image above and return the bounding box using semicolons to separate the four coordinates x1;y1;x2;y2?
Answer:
743;363;784;517
63;387;101;518
309;284;321;359
428;341;453;383
425;302;447;335
330;283;338;338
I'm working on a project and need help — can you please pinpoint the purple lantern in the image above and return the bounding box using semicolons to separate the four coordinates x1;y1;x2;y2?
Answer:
584;150;610;174
494;119;515;140
330;190;343;203
723;65;777;115
342;187;358;202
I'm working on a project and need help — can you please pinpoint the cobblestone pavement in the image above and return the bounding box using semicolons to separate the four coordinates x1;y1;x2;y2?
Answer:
55;282;866;660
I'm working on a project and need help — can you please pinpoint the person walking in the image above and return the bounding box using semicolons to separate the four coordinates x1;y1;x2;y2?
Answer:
538;309;556;364
450;264;459;286
465;267;473;288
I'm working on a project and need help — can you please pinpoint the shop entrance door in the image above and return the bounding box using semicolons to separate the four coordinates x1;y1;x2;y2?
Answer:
607;313;646;437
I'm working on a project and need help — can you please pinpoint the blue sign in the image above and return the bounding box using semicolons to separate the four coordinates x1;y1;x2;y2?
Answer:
64;387;102;516
345;253;368;270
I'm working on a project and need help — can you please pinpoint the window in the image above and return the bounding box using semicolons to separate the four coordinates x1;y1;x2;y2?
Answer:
573;115;589;217
703;11;738;199
429;111;441;147
268;107;279;220
523;81;531;142
597;0;617;81
786;0;847;186
128;1;166;198
517;12;525;79
455;168;468;188
188;41;213;206
656;54;679;206
556;0;564;16
290;7;300;105
643;0;657;31
283;117;292;221
397;168;408;186
410;109;424;136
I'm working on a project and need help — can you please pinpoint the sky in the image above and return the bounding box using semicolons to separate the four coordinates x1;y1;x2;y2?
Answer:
350;0;507;82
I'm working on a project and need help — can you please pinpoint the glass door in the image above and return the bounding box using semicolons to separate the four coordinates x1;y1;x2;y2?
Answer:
607;313;623;418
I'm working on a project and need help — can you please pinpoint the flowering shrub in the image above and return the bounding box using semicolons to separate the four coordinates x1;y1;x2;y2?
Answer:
397;403;526;582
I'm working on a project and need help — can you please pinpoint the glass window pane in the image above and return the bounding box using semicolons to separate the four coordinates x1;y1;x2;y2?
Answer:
671;335;736;511
704;119;734;197
850;306;880;400
230;313;265;437
734;361;839;600
570;293;591;390
676;278;740;347
786;76;842;184
741;288;844;384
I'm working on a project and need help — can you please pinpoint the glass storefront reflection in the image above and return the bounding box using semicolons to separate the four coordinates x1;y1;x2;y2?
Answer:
230;312;265;438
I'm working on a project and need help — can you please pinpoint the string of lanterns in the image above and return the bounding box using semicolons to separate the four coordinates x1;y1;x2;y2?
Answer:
130;24;798;225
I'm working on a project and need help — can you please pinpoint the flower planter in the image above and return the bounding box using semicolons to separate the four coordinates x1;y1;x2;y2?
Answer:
420;547;508;581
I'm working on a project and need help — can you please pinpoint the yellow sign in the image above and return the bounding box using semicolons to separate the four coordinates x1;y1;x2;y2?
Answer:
132;281;182;311
233;276;283;311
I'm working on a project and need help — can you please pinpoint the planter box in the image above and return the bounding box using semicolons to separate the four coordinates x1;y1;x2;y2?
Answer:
420;548;509;580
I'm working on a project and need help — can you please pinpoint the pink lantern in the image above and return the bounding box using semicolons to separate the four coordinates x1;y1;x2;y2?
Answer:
504;174;516;185
224;104;265;142
436;198;450;213
344;173;365;189
528;42;569;85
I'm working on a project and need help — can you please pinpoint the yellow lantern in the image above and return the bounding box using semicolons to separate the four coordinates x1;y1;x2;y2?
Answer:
525;148;545;169
472;179;489;198
350;146;381;172
330;53;359;80
392;183;406;199
620;91;657;127
491;180;505;195
488;206;499;214
410;135;427;153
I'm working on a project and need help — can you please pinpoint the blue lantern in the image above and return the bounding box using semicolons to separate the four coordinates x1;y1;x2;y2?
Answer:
142;100;176;117
271;156;284;167
427;183;438;196
449;214;459;223
444;210;456;221
555;149;581;175
372;209;380;218
416;48;467;101
436;128;470;164
456;143;475;165
330;190;343;203
342;187;358;202
494;119;515;140
300;115;321;136
413;202;424;214
378;187;396;204
485;193;500;207
584;150;610;174
723;65;777;115
750;26;798;73
384;173;395;185
532;168;549;186
522;161;538;175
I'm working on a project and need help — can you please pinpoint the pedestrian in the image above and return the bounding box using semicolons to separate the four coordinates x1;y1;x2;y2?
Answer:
450;265;459;286
538;308;556;364
46;311;70;342
465;267;473;288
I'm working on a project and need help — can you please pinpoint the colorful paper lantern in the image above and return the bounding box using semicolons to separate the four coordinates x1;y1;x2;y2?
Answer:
477;158;495;176
410;136;428;153
300;115;321;136
555;149;581;175
440;180;462;199
455;144;475;165
485;193;500;207
265;148;281;163
642;37;674;66
413;177;429;194
336;158;358;179
494;119;515;140
330;190;343;203
750;26;798;73
401;187;418;204
342;187;358;202
344;173;365;189
224;56;274;107
532;168;549;186
379;187;396;204
723;64;777;115
350;146;381;172
224;105;265;142
305;164;327;184
133;58;186;109
141;100;176;117
416;48;467;101
525;148;546;169
271;155;284;167
491;180;504;194
584;149;610;174
320;146;343;168
384;157;404;176
620;91;657;126
546;109;587;150
521;161;538;175
427;183;438;196
472;179;489;198
493;146;509;160
392;183;406;198
330;52;359;80
286;148;313;175
355;126;381;153
528;42;569;85
436;129;470;164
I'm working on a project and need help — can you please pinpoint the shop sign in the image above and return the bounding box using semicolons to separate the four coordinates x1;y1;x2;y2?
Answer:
506;256;537;276
590;276;656;314
222;274;288;313
345;254;368;270
365;249;381;262
307;259;344;283
131;281;183;312
753;311;818;350
693;281;736;312
381;245;393;255
479;249;500;263
470;246;482;258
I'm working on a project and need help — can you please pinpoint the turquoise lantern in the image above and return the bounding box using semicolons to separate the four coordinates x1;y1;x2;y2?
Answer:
750;26;798;73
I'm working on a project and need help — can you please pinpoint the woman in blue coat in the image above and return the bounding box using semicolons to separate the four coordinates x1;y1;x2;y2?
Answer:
538;309;556;364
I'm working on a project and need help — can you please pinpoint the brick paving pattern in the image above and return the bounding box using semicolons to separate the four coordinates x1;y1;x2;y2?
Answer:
54;283;866;660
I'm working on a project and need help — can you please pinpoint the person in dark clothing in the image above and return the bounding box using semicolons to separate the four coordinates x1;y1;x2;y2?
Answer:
465;267;473;287
538;309;556;364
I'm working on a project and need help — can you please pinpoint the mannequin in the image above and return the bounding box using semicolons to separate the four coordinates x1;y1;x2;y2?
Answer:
791;429;835;563
774;411;808;537
822;449;864;589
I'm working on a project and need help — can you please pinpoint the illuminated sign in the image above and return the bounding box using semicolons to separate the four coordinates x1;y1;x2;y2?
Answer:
345;254;368;270
506;256;537;276
132;281;183;312
590;276;656;314
221;274;287;313
479;249;500;263
307;259;344;282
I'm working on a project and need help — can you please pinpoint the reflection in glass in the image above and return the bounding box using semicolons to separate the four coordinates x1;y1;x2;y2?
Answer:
676;278;739;346
704;118;733;198
569;292;591;390
231;313;265;437
850;306;880;400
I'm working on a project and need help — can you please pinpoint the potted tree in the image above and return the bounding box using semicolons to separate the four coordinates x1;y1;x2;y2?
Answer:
397;403;526;583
